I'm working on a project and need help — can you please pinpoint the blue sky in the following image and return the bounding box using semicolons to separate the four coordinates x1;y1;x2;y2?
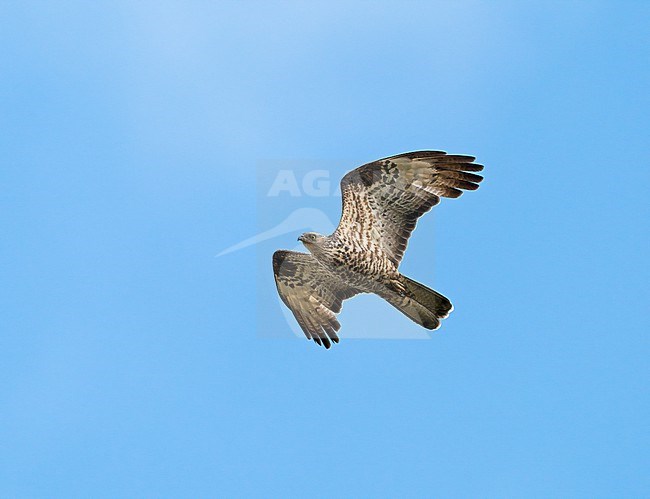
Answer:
1;1;649;497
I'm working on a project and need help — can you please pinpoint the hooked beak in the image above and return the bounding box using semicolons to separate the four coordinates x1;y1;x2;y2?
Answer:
297;235;304;242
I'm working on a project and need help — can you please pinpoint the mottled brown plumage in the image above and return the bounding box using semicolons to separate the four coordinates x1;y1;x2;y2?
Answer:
273;151;484;348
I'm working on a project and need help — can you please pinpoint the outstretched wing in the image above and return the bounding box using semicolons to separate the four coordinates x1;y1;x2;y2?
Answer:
336;151;483;265
272;250;359;349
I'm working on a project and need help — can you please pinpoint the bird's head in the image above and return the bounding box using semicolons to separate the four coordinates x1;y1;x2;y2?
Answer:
298;232;326;252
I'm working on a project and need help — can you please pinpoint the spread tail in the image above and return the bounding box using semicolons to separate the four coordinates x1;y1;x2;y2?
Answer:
380;275;453;330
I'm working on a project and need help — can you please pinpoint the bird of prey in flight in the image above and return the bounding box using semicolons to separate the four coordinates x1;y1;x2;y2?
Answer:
273;151;484;348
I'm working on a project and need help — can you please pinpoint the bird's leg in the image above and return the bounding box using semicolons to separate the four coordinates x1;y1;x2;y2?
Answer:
385;277;407;297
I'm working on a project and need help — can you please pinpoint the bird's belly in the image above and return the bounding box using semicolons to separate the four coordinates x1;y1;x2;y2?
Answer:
319;248;395;292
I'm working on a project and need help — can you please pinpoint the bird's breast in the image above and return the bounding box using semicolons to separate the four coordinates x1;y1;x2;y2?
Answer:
316;242;396;291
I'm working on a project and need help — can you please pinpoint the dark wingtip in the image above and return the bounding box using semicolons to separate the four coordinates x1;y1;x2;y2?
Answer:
272;250;288;272
464;172;484;183
460;181;480;190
